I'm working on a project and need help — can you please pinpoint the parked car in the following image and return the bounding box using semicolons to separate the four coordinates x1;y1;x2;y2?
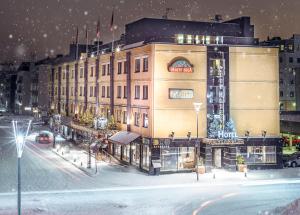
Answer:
35;132;52;144
284;153;300;168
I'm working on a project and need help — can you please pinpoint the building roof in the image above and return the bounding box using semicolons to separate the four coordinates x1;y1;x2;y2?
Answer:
17;62;30;71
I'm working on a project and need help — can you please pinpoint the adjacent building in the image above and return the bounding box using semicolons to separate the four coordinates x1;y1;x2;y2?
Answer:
50;16;282;174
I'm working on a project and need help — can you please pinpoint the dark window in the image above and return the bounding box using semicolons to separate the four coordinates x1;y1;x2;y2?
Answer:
71;70;74;79
135;85;140;99
289;57;294;63
279;57;283;63
90;66;94;77
143;113;148;128
124;86;127;98
107;86;110;98
80;68;84;78
89;86;93;97
291;79;295;85
80;86;82;96
280;91;283;97
117;86;121;98
143;85;148;100
102;65;106;76
279;79;283;84
298;58;300;63
124;61;127;74
135;59;140;73
107;64;110;75
118;62;122;74
134;112;139;126
94;86;97;97
290;91;295;97
101;86;105;98
123;111;127;124
143;57;148;72
62;71;65;79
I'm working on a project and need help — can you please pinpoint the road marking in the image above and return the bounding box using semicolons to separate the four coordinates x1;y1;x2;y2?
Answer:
192;192;238;215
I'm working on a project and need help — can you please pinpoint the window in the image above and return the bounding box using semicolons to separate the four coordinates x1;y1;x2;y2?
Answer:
123;111;127;124
71;87;74;96
107;86;110;98
62;71;65;79
186;35;193;44
134;85;140;99
71;70;74;79
94;86;97;97
143;85;148;100
124;61;128;74
135;59;140;73
289;57;294;63
116;110;121;123
143;57;148;72
101;86;105;98
280;45;284;51
279;79;283;84
80;68;84;78
134;112;139;126
298;58;300;64
279;57;283;63
102;65;106;76
142;113;148;128
288;44;293;51
290;91;295;97
176;34;184;44
117;86;121;98
117;62;122;74
241;146;276;164
89;86;93;97
123;86;127;98
291;79;295;85
55;87;57;95
90;66;94;77
80;86;83;96
62;87;64;95
280;91;283;97
107;64;110;75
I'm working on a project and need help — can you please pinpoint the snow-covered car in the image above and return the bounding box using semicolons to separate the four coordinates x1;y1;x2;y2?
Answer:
35;132;52;144
284;153;300;168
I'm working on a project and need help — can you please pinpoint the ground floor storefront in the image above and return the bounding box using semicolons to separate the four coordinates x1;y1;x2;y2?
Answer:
108;133;284;175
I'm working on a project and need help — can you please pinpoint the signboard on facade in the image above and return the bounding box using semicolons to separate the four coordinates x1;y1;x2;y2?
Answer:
168;57;193;73
169;89;194;99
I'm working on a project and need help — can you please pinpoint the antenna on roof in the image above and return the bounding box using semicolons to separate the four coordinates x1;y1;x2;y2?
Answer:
211;14;223;23
162;8;173;19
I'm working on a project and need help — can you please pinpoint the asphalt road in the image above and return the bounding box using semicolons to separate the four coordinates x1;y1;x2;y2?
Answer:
1;117;300;215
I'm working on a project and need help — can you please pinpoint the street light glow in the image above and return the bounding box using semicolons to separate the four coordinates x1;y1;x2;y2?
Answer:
193;102;202;113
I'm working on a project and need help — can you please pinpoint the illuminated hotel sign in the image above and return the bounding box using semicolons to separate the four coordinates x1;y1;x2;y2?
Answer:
168;57;193;73
169;89;194;99
217;130;238;139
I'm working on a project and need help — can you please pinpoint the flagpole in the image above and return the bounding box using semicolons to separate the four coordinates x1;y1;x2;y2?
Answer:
86;26;88;55
75;26;79;60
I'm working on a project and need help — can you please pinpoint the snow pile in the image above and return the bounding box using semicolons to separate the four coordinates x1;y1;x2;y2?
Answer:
273;199;300;215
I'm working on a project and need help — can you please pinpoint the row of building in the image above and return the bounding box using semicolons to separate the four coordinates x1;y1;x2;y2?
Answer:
6;15;300;173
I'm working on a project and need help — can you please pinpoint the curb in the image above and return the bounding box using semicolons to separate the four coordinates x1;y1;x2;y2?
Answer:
51;148;96;177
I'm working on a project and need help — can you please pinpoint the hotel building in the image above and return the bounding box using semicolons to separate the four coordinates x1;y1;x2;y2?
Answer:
50;16;282;174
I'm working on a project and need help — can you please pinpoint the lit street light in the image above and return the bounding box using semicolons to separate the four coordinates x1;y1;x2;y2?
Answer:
193;102;202;181
12;120;32;215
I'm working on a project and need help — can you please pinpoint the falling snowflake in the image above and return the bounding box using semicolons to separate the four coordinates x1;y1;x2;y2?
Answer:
43;33;48;38
84;11;88;16
8;34;13;39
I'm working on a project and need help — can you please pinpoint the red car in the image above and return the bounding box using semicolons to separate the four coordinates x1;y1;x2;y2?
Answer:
35;133;52;144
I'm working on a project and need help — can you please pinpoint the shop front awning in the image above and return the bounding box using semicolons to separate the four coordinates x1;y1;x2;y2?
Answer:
108;131;140;145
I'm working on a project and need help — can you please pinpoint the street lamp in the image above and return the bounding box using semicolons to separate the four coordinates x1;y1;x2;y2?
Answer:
12;120;32;215
193;102;202;181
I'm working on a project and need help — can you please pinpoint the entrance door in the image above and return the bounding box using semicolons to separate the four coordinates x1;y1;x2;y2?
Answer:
214;148;222;168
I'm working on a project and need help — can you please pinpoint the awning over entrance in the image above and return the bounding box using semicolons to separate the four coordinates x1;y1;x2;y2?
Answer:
108;131;140;145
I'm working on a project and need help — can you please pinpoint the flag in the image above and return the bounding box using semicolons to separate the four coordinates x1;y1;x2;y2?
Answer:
110;9;114;31
96;19;100;39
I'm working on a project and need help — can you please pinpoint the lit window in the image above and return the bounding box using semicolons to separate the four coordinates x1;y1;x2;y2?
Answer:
205;36;210;44
280;45;284;51
186;35;193;44
143;113;148;128
195;35;200;44
177;34;184;44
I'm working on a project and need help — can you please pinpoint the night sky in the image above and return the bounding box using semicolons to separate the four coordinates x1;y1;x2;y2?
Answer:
1;0;300;63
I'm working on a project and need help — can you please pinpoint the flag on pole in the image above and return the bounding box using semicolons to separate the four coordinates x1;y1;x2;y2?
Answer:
96;18;100;56
85;26;88;54
110;9;114;31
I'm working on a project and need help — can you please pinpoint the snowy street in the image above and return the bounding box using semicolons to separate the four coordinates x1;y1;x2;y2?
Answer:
1;117;300;214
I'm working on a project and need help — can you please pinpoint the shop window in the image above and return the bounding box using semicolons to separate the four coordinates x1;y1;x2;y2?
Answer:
135;59;140;73
280;91;283;97
101;86;105;98
94;86;97;97
195;35;200;44
143;57;148;72
114;145;121;160
142;144;150;170
143;113;148;128
237;146;276;164
134;112;140;127
132;143;140;167
117;86;121;98
135;85;140;99
123;145;130;162
186;35;193;44
118;62;122;74
102;65;106;76
143;85;148;100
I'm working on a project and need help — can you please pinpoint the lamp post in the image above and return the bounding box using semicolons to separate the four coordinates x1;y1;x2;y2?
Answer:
12;120;31;215
193;102;202;181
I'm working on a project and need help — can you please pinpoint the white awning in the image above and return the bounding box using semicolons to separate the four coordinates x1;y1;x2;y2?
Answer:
108;131;140;145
